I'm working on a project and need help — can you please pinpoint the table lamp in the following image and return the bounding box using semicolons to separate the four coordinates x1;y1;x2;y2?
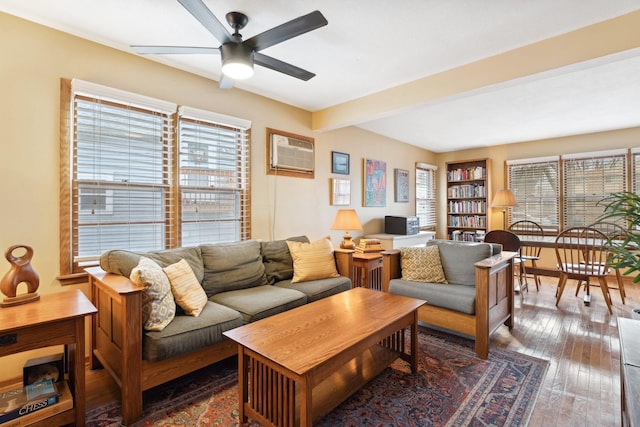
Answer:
331;209;363;249
491;189;518;230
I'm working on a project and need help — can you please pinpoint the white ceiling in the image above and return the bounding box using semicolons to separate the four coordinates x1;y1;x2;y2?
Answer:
2;0;640;152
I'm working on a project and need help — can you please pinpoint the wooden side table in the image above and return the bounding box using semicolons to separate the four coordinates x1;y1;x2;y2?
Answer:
352;252;383;290
0;290;97;427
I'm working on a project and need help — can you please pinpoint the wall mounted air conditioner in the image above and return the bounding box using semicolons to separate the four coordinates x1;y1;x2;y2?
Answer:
270;134;314;173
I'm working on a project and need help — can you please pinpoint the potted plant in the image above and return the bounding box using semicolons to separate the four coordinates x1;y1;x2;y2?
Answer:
598;191;640;282
599;192;640;319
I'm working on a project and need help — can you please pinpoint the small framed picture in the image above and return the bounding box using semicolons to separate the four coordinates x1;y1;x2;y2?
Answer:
395;168;409;202
331;151;350;175
330;178;351;205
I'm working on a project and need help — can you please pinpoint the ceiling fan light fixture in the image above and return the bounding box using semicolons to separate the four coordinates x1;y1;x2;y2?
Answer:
221;43;254;80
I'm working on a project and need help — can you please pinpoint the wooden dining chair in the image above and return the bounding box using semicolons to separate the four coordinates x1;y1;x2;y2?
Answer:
508;220;544;290
484;230;527;297
587;221;627;303
554;227;613;314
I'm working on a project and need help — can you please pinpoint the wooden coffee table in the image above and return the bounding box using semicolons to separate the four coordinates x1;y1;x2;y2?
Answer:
223;287;425;427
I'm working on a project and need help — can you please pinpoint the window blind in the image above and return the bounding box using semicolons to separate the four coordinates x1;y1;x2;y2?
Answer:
415;163;437;229
563;150;627;228
73;96;175;263
632;148;640;193
507;157;559;233
178;110;251;245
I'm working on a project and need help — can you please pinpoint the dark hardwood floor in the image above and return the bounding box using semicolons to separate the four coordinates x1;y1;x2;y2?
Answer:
85;275;637;426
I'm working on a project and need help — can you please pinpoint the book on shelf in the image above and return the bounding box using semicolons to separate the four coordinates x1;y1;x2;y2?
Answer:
0;380;59;424
0;381;72;427
355;238;385;252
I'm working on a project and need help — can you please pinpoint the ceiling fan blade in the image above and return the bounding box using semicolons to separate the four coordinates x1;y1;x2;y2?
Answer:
245;10;327;52
254;53;315;81
131;46;220;55
218;74;234;89
177;0;232;44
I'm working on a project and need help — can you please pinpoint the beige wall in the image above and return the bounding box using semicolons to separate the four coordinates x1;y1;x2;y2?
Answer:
0;13;434;380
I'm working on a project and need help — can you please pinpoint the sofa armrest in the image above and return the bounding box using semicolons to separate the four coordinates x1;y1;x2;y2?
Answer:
333;248;354;278
86;266;146;423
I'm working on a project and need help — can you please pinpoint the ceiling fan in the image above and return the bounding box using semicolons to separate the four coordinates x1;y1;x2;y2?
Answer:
131;0;328;89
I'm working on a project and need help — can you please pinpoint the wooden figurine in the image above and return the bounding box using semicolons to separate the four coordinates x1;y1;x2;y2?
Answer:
0;244;40;307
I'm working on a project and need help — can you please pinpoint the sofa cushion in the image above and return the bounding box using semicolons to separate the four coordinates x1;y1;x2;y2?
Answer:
427;240;495;286
142;301;243;362
130;257;176;332
163;259;208;317
274;276;351;302
389;279;477;314
400;246;447;283
200;240;267;297
100;246;204;283
211;285;307;324
261;236;309;285
286;238;340;283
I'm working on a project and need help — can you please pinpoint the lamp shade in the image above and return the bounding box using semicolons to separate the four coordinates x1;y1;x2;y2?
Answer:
331;209;363;231
331;209;362;250
491;189;518;208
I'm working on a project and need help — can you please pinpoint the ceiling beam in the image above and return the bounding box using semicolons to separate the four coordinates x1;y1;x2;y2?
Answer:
312;10;640;132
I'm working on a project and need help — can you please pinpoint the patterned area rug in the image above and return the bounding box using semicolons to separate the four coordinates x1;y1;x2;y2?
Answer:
87;329;548;427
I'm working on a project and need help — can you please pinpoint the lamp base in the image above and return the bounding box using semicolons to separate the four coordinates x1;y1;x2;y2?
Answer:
340;236;356;250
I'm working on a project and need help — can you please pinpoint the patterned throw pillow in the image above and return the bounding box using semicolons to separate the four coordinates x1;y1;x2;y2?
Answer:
163;259;208;317
130;257;176;331
286;237;340;283
401;246;448;284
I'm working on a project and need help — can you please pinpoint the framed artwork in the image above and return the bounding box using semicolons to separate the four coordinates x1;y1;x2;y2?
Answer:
363;158;387;207
330;178;351;205
395;168;409;202
331;151;350;175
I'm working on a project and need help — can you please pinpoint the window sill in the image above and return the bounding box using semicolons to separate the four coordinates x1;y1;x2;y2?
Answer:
57;272;89;286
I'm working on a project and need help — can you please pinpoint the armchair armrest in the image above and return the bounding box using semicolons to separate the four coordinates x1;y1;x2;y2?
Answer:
381;250;401;292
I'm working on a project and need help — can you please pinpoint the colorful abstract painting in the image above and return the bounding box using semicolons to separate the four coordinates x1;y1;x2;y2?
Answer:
364;158;386;207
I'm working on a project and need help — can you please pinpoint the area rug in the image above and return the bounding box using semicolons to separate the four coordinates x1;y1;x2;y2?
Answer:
86;329;548;427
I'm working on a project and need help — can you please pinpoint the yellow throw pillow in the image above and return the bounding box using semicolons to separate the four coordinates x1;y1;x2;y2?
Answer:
286;237;340;283
163;259;208;317
130;257;176;331
401;246;448;284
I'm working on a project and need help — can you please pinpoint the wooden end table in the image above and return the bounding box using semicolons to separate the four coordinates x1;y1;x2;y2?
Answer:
224;288;425;427
0;290;97;426
352;252;383;290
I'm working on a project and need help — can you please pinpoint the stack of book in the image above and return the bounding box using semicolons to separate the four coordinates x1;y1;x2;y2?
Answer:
0;380;72;427
355;238;385;253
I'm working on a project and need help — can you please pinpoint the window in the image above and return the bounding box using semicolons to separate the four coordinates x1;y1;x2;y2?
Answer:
178;107;251;246
415;163;437;229
563;150;627;228
507;157;559;234
59;79;251;277
507;149;632;234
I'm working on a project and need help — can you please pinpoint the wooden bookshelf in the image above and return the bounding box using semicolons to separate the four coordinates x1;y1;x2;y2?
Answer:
446;158;491;241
